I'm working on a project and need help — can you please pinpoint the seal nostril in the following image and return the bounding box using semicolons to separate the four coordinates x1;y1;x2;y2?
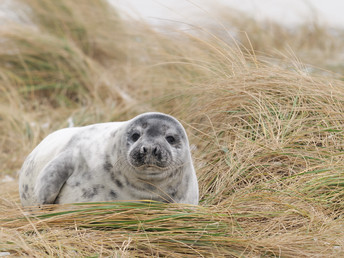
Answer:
153;146;160;157
140;146;147;154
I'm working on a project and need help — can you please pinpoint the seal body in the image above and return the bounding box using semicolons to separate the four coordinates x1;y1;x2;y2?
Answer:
19;112;199;206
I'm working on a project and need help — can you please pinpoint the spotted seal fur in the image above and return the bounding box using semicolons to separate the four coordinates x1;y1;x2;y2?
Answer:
19;112;199;206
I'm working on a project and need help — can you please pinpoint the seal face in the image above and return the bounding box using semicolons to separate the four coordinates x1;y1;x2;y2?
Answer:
19;112;199;206
126;114;186;179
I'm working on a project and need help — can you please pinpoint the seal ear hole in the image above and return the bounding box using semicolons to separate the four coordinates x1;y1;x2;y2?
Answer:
131;132;141;142
166;136;176;144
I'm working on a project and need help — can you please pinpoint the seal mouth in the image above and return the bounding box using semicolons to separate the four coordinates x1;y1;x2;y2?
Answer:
130;163;170;180
134;163;168;171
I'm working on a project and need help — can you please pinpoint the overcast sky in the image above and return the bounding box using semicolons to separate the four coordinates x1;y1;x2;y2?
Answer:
111;0;344;29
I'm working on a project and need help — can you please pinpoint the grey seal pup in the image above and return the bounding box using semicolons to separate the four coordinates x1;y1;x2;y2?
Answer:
19;112;199;206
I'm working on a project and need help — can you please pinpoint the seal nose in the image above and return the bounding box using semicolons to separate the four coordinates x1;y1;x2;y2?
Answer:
140;145;161;158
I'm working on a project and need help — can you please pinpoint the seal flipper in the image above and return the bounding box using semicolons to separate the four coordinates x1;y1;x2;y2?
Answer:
34;151;74;205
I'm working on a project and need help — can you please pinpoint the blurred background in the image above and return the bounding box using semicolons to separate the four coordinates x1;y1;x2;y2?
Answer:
115;0;344;29
115;0;344;76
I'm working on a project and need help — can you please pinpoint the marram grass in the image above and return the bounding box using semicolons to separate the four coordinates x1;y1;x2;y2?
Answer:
1;199;342;257
1;0;344;257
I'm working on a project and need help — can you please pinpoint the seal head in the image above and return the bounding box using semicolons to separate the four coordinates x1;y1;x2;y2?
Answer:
125;113;188;180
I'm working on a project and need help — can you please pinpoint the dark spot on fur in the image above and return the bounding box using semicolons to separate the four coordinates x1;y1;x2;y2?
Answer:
170;188;177;198
110;173;116;183
111;131;117;138
103;161;113;172
21;192;27;200
115;179;123;188
109;190;117;199
109;171;122;184
23;184;29;193
81;185;100;199
110;170;122;184
124;175;131;187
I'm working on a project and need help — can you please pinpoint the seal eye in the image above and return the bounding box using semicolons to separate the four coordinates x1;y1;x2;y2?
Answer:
131;133;140;142
166;136;176;144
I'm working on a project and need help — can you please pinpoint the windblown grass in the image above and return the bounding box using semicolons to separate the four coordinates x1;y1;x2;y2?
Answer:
1;0;344;257
208;4;344;77
1;197;343;257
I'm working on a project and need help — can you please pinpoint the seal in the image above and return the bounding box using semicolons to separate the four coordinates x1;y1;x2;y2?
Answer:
19;112;199;206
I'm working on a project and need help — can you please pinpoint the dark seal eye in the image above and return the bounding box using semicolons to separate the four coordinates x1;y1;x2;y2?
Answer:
131;133;140;142
166;136;176;144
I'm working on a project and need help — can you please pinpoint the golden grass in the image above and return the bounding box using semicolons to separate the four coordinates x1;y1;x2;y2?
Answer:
1;0;344;256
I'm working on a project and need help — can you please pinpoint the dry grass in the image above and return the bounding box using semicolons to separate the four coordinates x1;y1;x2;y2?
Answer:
207;3;344;78
1;0;344;257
